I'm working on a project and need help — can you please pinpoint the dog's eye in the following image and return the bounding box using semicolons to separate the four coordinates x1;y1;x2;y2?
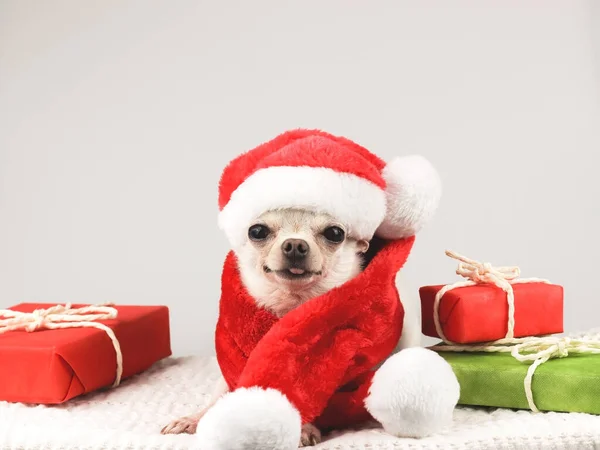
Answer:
248;224;270;241
323;226;345;243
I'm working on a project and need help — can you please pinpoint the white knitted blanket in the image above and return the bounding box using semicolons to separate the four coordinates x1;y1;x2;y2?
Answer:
1;356;599;450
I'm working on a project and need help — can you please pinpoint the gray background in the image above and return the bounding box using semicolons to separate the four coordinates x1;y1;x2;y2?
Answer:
1;1;598;356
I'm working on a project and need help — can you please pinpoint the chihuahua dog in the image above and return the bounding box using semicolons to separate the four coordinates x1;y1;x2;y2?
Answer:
161;208;420;447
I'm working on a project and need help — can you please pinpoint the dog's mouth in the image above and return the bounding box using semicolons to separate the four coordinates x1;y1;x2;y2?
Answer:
263;265;322;281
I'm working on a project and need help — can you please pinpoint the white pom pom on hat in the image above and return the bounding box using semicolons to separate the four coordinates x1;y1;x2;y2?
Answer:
376;155;442;240
218;130;441;250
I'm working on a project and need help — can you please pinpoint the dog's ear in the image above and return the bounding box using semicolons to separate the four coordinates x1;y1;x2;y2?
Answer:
362;236;387;267
356;239;369;254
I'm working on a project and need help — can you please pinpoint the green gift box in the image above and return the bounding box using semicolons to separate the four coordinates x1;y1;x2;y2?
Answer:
438;350;600;414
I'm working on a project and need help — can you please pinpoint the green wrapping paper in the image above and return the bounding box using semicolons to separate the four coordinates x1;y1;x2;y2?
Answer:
438;351;600;414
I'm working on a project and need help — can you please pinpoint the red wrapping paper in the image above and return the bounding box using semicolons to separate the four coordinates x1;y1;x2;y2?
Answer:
0;303;171;404
420;283;563;344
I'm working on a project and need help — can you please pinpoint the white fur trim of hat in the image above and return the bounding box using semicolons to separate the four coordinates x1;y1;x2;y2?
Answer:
218;132;442;250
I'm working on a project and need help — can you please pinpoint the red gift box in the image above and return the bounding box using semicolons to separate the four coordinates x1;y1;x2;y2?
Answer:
0;303;171;404
420;283;563;344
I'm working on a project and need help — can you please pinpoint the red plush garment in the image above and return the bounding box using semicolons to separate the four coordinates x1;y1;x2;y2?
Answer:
215;236;414;430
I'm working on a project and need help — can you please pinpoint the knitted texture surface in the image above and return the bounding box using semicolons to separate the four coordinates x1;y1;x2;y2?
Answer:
1;356;600;449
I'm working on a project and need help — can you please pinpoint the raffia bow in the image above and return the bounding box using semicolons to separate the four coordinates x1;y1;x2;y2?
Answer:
0;303;123;387
454;252;521;284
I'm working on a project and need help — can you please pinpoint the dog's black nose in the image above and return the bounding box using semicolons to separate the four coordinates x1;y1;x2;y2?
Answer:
281;239;309;260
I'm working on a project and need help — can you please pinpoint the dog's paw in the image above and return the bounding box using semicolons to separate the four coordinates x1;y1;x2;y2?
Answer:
299;423;322;447
161;415;200;435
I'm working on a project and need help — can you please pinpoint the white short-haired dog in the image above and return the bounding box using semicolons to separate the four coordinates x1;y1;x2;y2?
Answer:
161;208;422;446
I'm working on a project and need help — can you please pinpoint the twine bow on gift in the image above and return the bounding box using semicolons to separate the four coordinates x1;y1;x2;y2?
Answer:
433;250;549;344
0;303;123;387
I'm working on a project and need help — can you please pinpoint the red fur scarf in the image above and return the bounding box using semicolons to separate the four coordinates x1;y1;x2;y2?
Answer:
215;236;415;430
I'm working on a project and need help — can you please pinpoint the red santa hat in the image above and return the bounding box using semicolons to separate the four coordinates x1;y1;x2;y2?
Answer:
218;129;441;249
